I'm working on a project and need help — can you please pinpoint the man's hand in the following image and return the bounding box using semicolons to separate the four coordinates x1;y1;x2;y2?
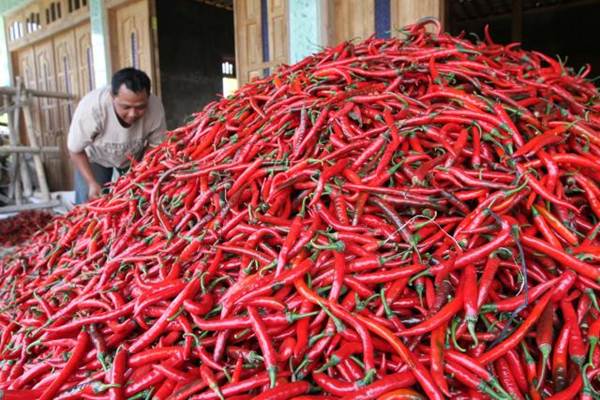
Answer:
88;181;102;200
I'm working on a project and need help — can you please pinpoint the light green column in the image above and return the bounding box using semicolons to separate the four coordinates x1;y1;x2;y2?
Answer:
89;0;111;88
0;17;11;86
288;0;327;64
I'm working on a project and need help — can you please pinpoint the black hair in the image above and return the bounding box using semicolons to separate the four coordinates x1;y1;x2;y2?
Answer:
111;68;151;96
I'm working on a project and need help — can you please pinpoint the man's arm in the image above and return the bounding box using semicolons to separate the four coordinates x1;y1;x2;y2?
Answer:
69;150;102;200
146;96;167;148
67;90;103;201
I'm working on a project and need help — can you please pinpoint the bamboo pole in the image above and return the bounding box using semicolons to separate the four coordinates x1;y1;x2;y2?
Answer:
21;84;51;201
0;146;60;154
0;86;76;100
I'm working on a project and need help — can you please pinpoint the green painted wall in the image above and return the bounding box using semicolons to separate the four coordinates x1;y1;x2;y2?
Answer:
0;0;32;14
89;0;110;88
0;17;10;85
288;0;327;64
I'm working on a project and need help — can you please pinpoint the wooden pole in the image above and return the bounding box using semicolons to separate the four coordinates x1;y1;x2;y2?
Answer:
0;146;60;154
0;86;76;100
0;200;61;214
4;89;22;204
21;86;51;201
10;79;33;197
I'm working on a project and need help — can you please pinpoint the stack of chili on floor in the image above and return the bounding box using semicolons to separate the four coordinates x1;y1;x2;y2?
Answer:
2;18;600;399
0;210;54;248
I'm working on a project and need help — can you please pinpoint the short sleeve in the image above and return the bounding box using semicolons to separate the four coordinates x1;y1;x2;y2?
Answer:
67;93;101;153
146;96;167;147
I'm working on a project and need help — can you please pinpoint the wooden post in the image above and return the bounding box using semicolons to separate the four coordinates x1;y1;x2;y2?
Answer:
21;87;51;201
4;92;22;205
9;79;33;197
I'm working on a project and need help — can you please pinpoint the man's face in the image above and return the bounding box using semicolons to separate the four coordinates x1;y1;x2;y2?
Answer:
112;84;149;126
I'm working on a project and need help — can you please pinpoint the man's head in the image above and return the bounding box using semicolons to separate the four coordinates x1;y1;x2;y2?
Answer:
111;68;151;127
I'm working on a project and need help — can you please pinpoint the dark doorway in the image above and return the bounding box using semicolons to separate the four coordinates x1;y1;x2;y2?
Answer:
156;0;235;129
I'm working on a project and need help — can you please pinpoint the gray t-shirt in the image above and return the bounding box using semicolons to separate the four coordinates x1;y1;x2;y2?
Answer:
67;85;166;169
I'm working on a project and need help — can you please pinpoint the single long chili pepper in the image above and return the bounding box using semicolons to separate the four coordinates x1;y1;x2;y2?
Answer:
128;346;184;367
39;329;90;400
377;389;425;400
443;360;505;400
551;322;571;393
251;381;310;400
515;164;579;213
479;290;554;365
494;357;525;400
587;317;600;366
463;263;479;345
430;323;450;396
294;277;376;378
521;234;600;281
546;375;583;400
108;346;127;400
189;371;284;400
536;205;579;246
313;370;415;397
531;205;563;249
275;210;305;277
400;279;464;336
129;276;200;353
200;364;225;400
152;380;176;400
247;306;278;388
536;302;554;388
561;299;587;366
503;348;529;394
351;313;443;400
445;350;507;395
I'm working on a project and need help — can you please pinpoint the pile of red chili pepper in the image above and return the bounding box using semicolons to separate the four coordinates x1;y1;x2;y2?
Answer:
2;18;600;400
0;210;54;248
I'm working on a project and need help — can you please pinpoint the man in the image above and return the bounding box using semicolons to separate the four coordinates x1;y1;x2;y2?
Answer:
68;68;166;204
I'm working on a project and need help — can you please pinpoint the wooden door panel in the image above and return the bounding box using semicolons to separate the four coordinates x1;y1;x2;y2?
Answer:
111;1;152;75
54;29;78;121
53;28;78;189
235;0;288;85
331;0;375;44
75;23;94;96
235;0;262;84
268;0;287;64
12;47;38;146
14;47;38;90
34;39;67;189
33;39;59;143
391;0;442;34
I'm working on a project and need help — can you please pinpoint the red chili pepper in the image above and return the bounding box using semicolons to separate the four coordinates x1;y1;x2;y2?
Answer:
480;290;554;365
535;302;554;388
40;329;90;400
430;323;450;396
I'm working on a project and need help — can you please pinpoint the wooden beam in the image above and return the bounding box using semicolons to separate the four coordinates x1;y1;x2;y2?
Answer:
0;200;61;214
6;12;89;52
0;146;60;154
22;91;51;201
0;86;76;100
